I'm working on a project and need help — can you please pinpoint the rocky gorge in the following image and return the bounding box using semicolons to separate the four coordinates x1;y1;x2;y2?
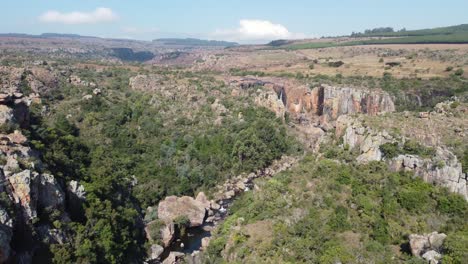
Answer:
144;156;299;263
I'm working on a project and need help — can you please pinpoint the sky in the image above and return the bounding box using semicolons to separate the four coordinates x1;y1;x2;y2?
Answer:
2;0;468;43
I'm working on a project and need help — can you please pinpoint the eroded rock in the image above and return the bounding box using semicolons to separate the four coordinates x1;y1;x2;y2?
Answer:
158;196;208;227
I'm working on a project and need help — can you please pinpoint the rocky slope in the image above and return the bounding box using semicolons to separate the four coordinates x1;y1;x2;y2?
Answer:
0;70;85;263
336;115;467;200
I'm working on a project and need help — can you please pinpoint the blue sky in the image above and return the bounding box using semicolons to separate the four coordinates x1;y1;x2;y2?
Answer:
2;0;468;43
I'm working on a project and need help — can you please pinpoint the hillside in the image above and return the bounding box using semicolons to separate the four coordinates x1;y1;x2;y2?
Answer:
153;38;238;47
276;24;468;50
0;20;467;264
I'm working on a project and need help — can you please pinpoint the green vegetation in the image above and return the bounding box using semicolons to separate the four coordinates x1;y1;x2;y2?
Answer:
285;33;468;50
351;24;468;37
28;66;297;263
454;68;464;76
380;140;436;159
204;153;468;263
282;24;468;50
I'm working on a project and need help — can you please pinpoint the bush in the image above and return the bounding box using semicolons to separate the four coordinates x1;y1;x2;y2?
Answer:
328;61;344;68
398;181;431;212
445;66;454;72
437;193;467;215
454;68;464;76
442;230;468;263
380;142;400;159
450;101;460;109
402;140;435;158
146;220;164;243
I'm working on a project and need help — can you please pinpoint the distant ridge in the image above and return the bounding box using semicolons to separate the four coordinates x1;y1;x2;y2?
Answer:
350;24;468;37
153;38;238;47
0;33;98;39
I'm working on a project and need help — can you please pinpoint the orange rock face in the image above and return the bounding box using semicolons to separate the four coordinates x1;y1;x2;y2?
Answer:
232;77;395;122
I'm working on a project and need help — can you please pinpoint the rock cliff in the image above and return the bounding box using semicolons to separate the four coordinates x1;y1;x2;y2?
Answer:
230;77;395;122
0;80;83;262
336;115;468;200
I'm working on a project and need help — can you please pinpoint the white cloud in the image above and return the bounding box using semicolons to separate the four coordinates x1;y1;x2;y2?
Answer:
212;19;309;43
39;7;118;25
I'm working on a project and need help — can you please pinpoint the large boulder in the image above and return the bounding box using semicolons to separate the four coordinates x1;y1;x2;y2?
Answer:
409;232;446;258
158;196;208;227
8;170;39;220
148;244;164;262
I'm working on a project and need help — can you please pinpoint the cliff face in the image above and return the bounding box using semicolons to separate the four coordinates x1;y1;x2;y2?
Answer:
231;77;395;122
284;84;395;122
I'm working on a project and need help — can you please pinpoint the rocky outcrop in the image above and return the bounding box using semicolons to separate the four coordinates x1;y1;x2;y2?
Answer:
162;251;184;264
232;77;394;122
148;244;164;262
0;92;30;128
7;170;39;220
254;89;286;118
0;75;75;262
390;149;468;199
160;222;175;247
157;196;208;227
409;232;446;263
336;116;468;200
336;115;393;163
317;85;395;122
38;173;66;210
69;75;97;88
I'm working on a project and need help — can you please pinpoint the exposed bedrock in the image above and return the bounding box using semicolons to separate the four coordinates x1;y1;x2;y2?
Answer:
336;116;468;200
231;77;395;121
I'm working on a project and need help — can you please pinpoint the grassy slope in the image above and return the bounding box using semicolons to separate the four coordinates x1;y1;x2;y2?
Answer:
204;150;468;263
282;24;468;50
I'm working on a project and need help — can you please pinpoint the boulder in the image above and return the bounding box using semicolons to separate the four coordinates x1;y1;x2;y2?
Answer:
195;192;211;209
38;174;65;210
161;222;175;247
409;232;446;257
201;237;211;250
158;196;207;227
422;250;442;264
409;234;429;256
428;232;447;250
162;251;184;264
148;244;164;261
67;180;86;200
